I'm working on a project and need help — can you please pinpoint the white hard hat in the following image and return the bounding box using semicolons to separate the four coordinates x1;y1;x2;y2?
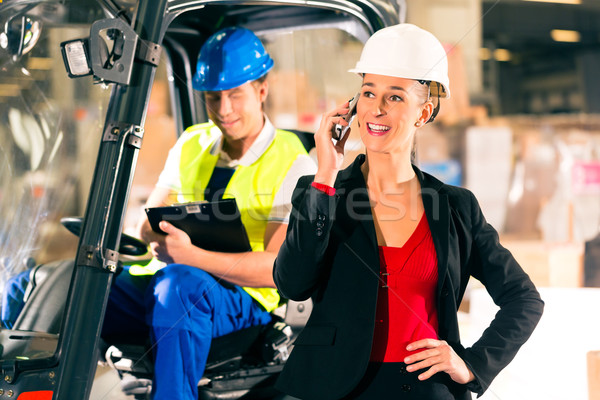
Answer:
349;24;451;99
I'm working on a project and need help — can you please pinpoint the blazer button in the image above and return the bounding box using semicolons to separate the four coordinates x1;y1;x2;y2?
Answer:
442;290;450;297
317;214;326;221
401;384;411;392
316;228;323;237
316;220;325;228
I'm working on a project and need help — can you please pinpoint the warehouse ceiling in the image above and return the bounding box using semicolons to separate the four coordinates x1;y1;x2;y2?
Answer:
481;0;600;114
482;0;600;53
2;0;599;114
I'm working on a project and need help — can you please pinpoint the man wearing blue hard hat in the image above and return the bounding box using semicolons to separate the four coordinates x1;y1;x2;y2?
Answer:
101;27;316;399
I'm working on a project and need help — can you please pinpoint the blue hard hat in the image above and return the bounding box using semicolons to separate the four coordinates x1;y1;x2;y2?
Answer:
192;27;274;92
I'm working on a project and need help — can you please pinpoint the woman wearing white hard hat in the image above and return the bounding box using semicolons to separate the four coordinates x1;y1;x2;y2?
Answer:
274;24;543;399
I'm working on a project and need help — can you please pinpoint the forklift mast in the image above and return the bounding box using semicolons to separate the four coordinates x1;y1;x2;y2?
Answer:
0;0;168;398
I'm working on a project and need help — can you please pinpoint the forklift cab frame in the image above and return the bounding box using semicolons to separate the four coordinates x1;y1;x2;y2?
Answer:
0;0;400;398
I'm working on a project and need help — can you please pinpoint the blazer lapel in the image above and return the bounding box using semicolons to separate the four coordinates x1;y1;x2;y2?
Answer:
416;167;450;296
357;191;379;252
337;155;379;256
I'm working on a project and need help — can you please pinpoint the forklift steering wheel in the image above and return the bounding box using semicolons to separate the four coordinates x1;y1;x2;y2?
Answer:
60;217;149;257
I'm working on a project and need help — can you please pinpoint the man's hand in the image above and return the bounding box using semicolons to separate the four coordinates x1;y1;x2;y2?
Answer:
149;221;193;264
141;228;167;246
404;338;475;384
145;220;282;288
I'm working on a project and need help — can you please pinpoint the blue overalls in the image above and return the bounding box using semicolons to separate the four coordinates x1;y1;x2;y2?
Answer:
1;269;31;329
102;264;271;400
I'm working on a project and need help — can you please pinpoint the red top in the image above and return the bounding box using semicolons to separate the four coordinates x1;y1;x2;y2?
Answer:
370;213;439;362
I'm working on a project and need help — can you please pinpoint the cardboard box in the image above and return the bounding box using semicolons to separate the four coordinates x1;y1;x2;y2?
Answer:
501;239;584;287
465;126;513;232
589;350;600;400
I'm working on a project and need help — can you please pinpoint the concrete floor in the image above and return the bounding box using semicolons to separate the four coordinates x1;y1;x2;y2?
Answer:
88;287;600;400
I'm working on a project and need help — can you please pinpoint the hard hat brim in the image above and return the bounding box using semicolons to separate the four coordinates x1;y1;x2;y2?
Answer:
193;57;273;92
348;68;451;99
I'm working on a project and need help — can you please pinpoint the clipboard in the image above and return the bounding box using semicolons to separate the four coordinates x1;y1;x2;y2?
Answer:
145;198;251;253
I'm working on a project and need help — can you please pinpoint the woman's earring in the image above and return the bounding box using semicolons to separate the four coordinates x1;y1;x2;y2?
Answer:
415;121;422;127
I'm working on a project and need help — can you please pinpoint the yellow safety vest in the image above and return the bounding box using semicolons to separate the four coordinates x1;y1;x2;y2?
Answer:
135;122;308;312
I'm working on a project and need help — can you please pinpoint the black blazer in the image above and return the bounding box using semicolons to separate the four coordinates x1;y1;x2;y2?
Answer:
273;154;544;400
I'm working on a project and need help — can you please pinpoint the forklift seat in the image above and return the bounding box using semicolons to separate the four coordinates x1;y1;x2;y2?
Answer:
103;313;297;400
13;260;74;334
12;260;311;400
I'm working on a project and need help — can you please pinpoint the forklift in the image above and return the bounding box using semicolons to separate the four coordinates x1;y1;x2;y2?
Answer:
0;0;400;398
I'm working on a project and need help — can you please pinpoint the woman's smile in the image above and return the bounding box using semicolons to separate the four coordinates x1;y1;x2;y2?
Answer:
366;122;391;136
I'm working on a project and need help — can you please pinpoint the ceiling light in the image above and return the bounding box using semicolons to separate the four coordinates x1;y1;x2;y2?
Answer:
523;0;581;4
494;49;512;62
551;29;581;42
479;48;492;61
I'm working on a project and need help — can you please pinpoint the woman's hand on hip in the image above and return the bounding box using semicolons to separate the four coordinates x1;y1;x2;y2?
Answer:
313;102;352;187
404;338;475;385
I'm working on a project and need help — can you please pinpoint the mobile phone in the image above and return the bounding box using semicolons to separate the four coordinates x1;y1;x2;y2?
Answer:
333;92;360;140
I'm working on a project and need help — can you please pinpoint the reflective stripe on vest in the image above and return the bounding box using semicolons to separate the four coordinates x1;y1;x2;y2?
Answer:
176;122;307;311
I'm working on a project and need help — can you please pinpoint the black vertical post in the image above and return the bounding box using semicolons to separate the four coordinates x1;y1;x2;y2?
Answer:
579;51;600;114
53;0;169;399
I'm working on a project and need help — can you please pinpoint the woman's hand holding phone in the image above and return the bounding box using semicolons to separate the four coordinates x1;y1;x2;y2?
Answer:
333;93;359;140
313;96;358;187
